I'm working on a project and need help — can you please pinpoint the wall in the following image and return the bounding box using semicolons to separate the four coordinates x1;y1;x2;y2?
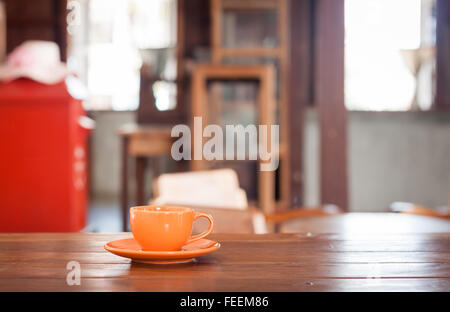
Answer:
90;110;450;211
348;111;450;211
89;111;135;200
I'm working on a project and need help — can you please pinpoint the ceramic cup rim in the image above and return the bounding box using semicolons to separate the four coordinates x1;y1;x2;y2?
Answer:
130;205;193;215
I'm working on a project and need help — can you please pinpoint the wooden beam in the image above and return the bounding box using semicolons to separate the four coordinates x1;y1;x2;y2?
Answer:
435;0;450;111
287;0;312;208
176;0;186;111
278;0;290;208
314;0;348;211
54;0;67;62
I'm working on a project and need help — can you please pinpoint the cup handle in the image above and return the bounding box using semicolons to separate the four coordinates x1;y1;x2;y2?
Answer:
186;212;214;244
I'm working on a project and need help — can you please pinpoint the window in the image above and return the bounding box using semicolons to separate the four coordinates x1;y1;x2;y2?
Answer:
67;0;176;111
345;0;436;111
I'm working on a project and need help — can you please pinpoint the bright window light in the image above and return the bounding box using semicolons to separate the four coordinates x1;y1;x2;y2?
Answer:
345;0;435;111
70;0;176;111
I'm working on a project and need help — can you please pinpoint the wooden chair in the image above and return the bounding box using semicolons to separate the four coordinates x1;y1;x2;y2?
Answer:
150;169;342;233
151;169;248;210
390;201;450;220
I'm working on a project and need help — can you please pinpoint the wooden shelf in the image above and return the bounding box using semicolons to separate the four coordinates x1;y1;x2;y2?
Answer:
217;47;282;58
221;0;278;10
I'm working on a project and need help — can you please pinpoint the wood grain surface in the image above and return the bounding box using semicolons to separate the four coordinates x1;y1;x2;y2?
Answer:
0;214;449;292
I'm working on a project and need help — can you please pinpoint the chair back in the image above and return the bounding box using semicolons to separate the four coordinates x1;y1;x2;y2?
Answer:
151;169;248;209
150;169;266;233
390;202;450;219
189;206;266;234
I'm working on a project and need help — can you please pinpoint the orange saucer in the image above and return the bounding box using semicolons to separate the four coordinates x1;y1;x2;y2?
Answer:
104;238;220;264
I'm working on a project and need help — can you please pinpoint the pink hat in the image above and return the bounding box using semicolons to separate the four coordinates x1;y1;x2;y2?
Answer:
0;40;69;85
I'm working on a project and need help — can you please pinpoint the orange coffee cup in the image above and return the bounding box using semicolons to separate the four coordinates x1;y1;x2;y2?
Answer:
129;206;214;251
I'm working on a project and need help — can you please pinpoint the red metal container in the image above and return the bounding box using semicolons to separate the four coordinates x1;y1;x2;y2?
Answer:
0;79;90;232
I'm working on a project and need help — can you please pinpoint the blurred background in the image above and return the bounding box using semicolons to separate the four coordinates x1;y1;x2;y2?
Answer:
0;0;448;233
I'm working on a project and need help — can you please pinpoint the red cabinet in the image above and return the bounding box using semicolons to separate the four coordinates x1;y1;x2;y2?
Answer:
0;79;89;232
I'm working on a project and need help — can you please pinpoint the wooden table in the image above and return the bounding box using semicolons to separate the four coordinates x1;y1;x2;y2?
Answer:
280;212;450;234
0;214;449;292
